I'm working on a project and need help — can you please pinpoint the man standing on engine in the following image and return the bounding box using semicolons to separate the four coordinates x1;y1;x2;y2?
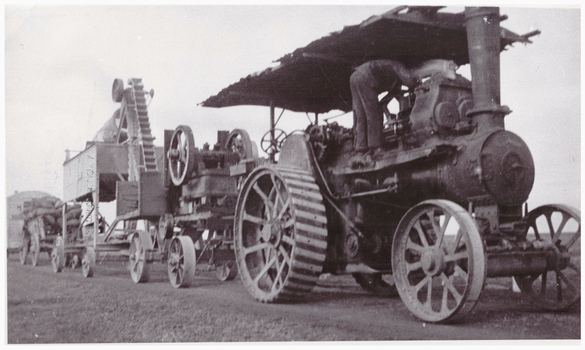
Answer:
351;59;458;153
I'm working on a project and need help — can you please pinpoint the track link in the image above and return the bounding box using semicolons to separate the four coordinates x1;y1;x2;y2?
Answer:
275;166;328;301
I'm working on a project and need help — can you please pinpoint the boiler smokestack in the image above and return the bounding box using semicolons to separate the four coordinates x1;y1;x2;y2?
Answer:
465;7;510;132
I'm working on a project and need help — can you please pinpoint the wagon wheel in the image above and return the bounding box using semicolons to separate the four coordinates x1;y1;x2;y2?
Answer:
514;204;580;310
30;233;41;267
129;233;151;283
82;247;96;278
260;129;287;155
216;260;238;282
392;199;486;323
168;125;196;186
225;129;255;160
167;236;196;288
353;273;398;297
51;236;65;273
70;255;80;269
234;166;328;302
20;234;30;265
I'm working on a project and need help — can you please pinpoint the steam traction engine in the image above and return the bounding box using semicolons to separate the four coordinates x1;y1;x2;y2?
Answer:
202;7;580;322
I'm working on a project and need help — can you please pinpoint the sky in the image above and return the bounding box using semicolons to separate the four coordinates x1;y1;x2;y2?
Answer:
3;4;581;216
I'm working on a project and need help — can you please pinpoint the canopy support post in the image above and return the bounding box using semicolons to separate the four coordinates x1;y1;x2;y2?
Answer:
270;100;276;163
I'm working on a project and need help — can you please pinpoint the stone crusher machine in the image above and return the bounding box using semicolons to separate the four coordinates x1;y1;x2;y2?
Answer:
202;6;580;323
57;78;258;286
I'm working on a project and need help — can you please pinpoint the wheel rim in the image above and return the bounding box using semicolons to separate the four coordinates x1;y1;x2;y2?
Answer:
167;236;196;288
234;166;327;302
515;204;580;310
129;234;150;283
168;125;195;186
31;234;40;267
392;200;486;323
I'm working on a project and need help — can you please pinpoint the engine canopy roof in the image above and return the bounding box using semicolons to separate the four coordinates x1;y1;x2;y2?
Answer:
201;6;535;114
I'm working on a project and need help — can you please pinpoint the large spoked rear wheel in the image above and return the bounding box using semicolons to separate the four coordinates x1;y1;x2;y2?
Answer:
234;166;328;303
167;236;196;288
514;204;580;310
392;200;486;323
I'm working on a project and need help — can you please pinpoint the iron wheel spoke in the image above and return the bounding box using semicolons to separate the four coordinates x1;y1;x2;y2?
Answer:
444;250;468;263
414;220;429;247
243;241;271;256
441;272;463;305
281;234;295;247
253;255;277;286
553;214;570;243
243;212;268;226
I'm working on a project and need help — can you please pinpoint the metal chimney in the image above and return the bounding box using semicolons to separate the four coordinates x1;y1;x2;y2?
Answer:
465;7;510;131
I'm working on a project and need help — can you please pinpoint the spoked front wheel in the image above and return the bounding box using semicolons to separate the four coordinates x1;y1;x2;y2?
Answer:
392;200;486;323
129;232;151;283
514;204;580;310
167;236;196;288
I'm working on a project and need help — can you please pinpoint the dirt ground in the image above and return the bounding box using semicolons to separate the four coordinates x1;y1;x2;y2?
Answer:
5;252;581;344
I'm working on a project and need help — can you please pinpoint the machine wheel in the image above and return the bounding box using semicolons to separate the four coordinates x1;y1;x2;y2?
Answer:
260;129;287;155
514;204;580;310
216;260;238;282
168;125;196;186
51;236;64;273
30;233;41;267
353;273;398;297
392;200;486;323
234;166;328;302
167;236;196;288
225;129;255;160
82;247;96;278
129;233;151;283
19;235;30;265
112;78;124;102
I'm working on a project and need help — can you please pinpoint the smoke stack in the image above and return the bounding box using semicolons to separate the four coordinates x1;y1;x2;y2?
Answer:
465;7;510;131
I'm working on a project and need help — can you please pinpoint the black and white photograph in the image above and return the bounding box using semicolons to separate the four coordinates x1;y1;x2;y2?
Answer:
4;3;581;344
